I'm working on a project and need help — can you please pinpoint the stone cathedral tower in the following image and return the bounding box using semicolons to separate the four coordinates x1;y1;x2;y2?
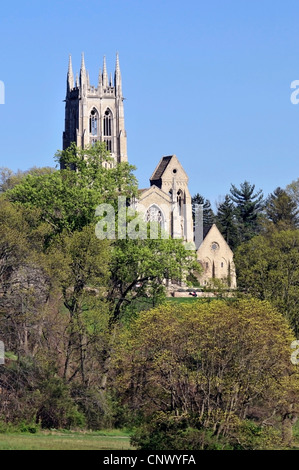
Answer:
63;53;127;165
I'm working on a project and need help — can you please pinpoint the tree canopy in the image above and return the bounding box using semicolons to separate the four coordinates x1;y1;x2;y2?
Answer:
113;298;299;449
235;229;299;334
264;187;299;231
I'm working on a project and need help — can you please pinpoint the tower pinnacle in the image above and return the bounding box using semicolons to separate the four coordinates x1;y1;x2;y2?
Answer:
103;56;108;88
80;52;87;87
115;52;122;97
67;54;74;92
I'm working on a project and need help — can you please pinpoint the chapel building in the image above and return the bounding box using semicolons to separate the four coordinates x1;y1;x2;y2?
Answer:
62;53;236;288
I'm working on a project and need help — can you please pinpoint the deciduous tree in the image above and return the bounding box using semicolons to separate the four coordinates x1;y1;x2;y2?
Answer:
113;298;299;448
235;230;299;334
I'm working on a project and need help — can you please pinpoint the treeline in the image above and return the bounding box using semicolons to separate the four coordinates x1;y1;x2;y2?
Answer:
0;143;196;431
0;144;299;449
192;183;299;335
192;180;299;250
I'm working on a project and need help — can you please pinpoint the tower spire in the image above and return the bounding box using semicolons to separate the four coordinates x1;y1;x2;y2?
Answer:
81;52;86;73
115;52;122;96
80;52;87;87
67;54;74;93
102;56;108;88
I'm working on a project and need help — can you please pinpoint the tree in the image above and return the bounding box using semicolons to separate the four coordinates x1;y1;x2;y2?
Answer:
286;178;299;208
102;227;198;391
113;299;299;449
264;187;299;231
235;230;299;334
47;225;111;385
0;198;52;357
0;166;56;193
6;142;138;236
1;143;200;425
191;193;215;227
215;195;238;249
230;181;264;244
108;236;197;325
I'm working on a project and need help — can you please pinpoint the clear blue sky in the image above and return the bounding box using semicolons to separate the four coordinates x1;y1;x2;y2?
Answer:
0;0;299;207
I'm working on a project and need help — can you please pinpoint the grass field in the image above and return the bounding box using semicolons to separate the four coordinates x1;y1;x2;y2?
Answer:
166;297;202;303
0;430;134;450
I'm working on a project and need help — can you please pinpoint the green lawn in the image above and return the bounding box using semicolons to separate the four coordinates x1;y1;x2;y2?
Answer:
0;430;134;450
166;297;201;303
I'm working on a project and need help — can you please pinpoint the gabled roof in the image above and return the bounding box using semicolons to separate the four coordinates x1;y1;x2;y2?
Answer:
137;184;172;204
197;223;234;257
203;225;212;240
150;156;172;186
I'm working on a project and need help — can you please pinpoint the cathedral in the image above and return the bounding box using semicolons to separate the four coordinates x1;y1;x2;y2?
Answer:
62;53;236;289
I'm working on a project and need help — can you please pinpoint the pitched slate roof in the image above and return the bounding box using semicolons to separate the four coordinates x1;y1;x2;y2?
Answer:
150;156;172;187
203;225;212;240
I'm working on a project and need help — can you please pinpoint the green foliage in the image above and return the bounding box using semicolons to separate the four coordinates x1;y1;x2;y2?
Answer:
130;413;280;450
286;178;299;208
192;193;215;226
264;187;299;231
235;229;299;334
3;148;299;446
108;236;198;324
113;298;299;447
186;272;201;287
71;385;112;430
6;142;138;235
131;413;208;450
0;419;40;434
0;166;56;193
36;374;86;429
0;358;85;430
230;180;264;244
215;194;239;249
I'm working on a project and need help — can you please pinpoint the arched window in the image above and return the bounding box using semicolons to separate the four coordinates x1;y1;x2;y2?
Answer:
105;139;112;152
145;205;164;229
103;109;112;136
89;108;98;136
177;190;183;215
212;261;216;279
103;108;113;153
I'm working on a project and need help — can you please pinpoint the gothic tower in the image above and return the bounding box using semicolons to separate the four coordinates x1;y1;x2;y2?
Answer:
62;53;127;165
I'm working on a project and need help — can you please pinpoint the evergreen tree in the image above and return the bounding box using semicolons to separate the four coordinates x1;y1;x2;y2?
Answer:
265;187;299;230
286;178;299;208
191;193;215;227
230;181;264;243
216;195;238;249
